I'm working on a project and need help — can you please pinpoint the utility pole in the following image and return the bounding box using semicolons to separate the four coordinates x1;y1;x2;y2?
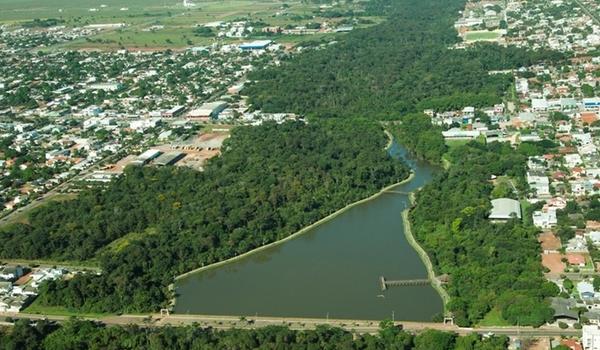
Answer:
392;311;395;323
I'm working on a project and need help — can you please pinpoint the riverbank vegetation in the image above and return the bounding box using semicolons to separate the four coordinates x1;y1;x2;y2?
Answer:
387;114;447;164
0;120;408;313
0;319;509;350
406;127;558;326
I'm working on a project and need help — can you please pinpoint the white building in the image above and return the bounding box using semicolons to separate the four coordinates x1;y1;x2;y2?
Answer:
565;154;583;168
527;173;550;197
531;98;549;111
533;210;557;229
441;128;480;140
583;324;600;350
130;118;161;132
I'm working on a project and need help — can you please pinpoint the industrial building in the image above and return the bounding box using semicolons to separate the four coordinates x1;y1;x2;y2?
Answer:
163;105;186;118
489;198;521;221
188;101;228;119
131;149;162;166
153;152;186;166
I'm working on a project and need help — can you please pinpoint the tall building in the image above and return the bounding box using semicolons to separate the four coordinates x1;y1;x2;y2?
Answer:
583;325;600;350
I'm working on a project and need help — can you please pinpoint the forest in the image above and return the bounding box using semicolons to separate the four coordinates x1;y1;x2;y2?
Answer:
0;120;409;313
401;117;558;326
244;0;565;119
0;319;509;350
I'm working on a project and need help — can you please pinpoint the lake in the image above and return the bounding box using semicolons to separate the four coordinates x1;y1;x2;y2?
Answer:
174;142;443;321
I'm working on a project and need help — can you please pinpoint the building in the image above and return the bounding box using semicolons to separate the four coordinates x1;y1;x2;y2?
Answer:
239;40;272;50
131;149;162;166
88;82;122;91
0;266;23;281
533;210;557;228
188;101;228;119
153;152;185;166
578;281;596;300
583;324;600;350
583;98;600;111
130;118;161;132
163;105;186;118
489;198;521;221
441;128;480;140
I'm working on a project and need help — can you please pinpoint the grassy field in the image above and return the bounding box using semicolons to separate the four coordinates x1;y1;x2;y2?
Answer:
1;0;374;49
0;192;77;226
0;258;99;270
24;298;110;318
464;30;501;42
477;308;511;327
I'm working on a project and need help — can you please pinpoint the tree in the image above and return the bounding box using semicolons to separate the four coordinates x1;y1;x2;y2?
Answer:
414;329;456;350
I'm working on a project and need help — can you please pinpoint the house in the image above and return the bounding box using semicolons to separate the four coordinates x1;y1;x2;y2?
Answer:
581;112;599;125
565;154;583;167
532;98;549;111
587;232;600;246
560;339;583;350
585;310;600;325
589;221;600;231
578;281;596;299
533;210;557;228
489;198;521;221
527;173;550;197
551;297;579;322
567;253;586;267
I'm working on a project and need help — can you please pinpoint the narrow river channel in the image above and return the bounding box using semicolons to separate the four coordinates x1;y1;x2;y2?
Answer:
174;142;443;321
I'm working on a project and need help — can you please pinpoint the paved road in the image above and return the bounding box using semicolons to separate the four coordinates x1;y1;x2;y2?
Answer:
0;312;582;337
0;153;119;225
573;0;600;25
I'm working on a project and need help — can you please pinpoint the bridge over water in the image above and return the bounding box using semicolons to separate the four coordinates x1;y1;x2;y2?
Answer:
379;276;430;291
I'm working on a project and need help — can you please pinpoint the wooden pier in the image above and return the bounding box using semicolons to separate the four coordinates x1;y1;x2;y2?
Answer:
380;276;430;291
384;190;409;195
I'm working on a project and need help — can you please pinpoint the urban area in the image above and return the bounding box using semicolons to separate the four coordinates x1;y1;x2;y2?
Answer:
0;0;600;349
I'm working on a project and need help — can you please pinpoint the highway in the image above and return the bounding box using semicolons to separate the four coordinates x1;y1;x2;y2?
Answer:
0;312;582;337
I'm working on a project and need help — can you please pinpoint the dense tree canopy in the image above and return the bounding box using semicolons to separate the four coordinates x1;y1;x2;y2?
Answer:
244;0;565;119
0;120;409;312
408;136;558;327
0;319;509;350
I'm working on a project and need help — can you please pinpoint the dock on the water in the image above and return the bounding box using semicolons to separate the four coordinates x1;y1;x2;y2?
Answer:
379;276;430;291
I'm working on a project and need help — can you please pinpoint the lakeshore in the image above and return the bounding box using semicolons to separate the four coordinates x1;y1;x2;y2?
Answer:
175;129;403;281
402;193;451;311
173;142;444;320
174;171;415;281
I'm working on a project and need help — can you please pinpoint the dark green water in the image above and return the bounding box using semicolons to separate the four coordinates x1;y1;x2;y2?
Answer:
174;142;443;321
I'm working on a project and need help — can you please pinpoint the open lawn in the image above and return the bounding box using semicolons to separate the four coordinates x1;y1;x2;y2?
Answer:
477;308;511;327
464;30;501;42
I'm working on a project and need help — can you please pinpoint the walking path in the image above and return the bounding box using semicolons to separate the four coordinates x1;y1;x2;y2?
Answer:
0;312;581;337
402;193;451;311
